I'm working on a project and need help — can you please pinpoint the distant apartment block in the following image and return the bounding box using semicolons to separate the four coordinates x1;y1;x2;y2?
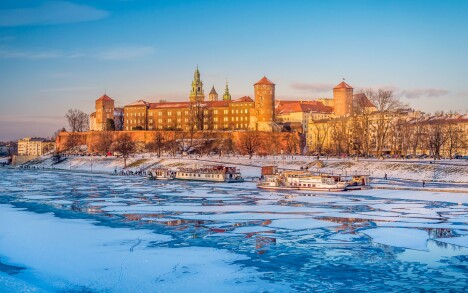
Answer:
17;137;55;156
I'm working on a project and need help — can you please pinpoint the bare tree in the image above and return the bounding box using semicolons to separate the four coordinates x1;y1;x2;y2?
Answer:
262;132;281;155
146;131;166;157
65;109;89;132
220;132;236;155
112;133;136;168
238;130;261;159
445;120;464;158
95;131;114;154
311;123;329;154
427;120;447;160
366;89;404;156
283;132;300;156
330;120;348;155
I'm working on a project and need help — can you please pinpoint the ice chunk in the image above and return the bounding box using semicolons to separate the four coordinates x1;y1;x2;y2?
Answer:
435;236;468;248
267;218;340;230
361;227;429;251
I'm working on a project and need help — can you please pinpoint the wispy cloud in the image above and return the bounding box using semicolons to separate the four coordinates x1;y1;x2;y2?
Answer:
0;46;154;60
355;85;449;100
290;82;335;93
96;46;156;60
40;86;94;93
0;1;109;27
399;88;449;99
0;48;82;59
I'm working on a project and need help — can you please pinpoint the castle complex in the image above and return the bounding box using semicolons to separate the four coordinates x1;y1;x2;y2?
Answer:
87;67;467;156
90;67;355;133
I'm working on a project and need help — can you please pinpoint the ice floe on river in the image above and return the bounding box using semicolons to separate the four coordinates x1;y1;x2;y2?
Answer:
0;168;467;292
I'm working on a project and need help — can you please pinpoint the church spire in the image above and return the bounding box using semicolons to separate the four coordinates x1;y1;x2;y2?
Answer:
223;81;231;101
190;66;205;103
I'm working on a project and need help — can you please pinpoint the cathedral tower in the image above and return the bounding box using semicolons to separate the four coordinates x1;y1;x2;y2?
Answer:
333;80;353;116
209;85;218;101
222;82;231;101
190;66;205;103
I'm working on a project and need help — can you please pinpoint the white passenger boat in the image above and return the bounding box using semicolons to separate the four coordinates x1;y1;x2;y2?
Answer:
148;168;175;180
257;171;348;191
175;165;244;183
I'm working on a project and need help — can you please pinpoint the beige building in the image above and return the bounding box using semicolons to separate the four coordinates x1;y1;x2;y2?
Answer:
276;101;333;133
123;69;269;132
17;137;55;156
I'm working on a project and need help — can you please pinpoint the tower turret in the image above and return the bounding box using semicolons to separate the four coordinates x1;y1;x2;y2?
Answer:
209;85;218;101
190;66;205;103
222;82;231;101
333;80;353;116
250;76;276;131
95;94;115;131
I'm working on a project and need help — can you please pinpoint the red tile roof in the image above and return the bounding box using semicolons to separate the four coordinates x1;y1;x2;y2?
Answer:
232;96;254;103
333;81;353;89
276;101;333;114
96;94;114;101
353;93;375;108
149;101;191;109
126;100;149;107
148;97;253;110
255;76;275;86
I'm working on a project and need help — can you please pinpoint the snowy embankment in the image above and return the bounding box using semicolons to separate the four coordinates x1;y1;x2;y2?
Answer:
23;154;468;183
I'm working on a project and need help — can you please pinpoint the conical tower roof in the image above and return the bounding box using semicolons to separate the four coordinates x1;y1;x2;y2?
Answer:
254;76;275;86
96;94;114;101
209;85;217;95
334;81;353;89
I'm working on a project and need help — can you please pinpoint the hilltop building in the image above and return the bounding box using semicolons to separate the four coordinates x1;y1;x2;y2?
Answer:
89;95;123;131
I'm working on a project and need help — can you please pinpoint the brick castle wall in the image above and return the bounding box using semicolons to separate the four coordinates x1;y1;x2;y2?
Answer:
56;131;302;155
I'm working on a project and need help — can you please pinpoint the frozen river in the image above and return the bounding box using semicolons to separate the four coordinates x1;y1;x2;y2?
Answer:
0;168;467;292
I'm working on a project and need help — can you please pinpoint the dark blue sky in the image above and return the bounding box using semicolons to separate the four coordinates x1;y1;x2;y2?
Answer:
0;0;467;140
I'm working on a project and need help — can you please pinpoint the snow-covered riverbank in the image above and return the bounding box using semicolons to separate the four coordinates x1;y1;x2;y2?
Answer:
20;154;468;183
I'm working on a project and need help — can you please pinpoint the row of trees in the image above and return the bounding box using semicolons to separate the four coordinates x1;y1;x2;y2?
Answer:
309;89;467;158
63;130;302;167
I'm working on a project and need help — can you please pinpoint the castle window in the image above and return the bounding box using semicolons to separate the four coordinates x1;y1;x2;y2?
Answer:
168;111;172;116
214;110;218;114
158;112;162;116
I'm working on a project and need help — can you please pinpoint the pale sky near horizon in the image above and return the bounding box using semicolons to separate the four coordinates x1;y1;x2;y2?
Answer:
0;0;467;140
